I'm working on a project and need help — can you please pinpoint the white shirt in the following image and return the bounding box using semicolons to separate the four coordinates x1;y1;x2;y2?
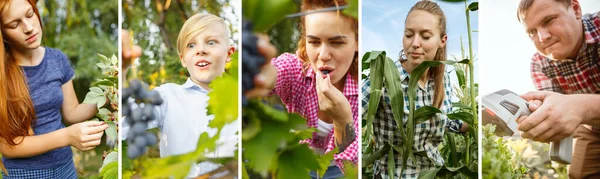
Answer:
122;78;239;178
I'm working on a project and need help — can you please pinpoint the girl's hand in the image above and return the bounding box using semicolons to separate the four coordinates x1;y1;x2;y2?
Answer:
314;72;352;124
246;34;278;98
66;121;108;151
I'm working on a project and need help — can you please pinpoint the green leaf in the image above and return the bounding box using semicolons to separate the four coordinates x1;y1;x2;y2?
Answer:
362;143;390;166
468;2;479;11
342;0;358;18
243;103;297;173
455;68;466;88
110;54;118;65
382;56;405;140
243;0;298;32
447;112;474;125
96;108;111;121
208;54;238;129
254;100;289;122
142;152;197;179
242;111;261;141
99;151;118;173
316;148;337;178
142;130;221;178
452;102;472;110
97;53;110;64
445;133;458;167
405;61;443;176
458;59;470;64
364;51;385;140
417;167;442;179
414;106;442;124
387;147;396;179
361;51;371;71
83;86;106;108
342;161;359;179
99;161;118;179
96;62;108;69
277;144;320;179
91;79;115;87
242;164;250;179
105;121;117;146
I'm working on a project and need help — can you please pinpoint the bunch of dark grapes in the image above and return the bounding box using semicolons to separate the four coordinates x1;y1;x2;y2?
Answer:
122;79;163;159
241;20;267;107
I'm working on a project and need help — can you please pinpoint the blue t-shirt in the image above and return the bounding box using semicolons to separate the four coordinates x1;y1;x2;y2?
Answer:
2;47;74;169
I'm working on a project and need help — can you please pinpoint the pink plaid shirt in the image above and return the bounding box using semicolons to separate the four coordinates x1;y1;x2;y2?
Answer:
531;12;600;131
271;53;359;171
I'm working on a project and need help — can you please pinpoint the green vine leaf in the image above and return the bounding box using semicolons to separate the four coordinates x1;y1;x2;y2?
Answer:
83;86;106;108
208;52;239;129
105;121;117;146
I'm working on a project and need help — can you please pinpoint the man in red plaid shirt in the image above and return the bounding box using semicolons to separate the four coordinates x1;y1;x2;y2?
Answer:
515;0;600;178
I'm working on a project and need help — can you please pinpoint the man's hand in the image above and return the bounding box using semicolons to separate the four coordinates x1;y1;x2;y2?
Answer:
516;91;585;142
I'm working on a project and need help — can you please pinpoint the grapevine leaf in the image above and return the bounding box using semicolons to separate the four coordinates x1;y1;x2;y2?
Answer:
83;86;106;108
316;148;338;178
96;108;111;121
99;161;118;179
208;53;238;129
277;144;320;179
105;121;117;146
343;0;358;18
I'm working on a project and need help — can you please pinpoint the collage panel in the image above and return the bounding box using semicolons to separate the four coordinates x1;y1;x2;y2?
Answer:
0;0;118;178
241;0;360;178
481;0;600;178
361;0;478;178
120;0;240;178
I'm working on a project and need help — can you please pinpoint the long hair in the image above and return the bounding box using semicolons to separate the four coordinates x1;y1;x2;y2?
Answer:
297;0;358;81
405;0;447;109
0;0;42;174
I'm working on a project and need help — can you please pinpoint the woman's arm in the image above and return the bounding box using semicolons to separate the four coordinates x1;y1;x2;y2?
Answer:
0;121;107;158
61;80;98;125
0;128;70;158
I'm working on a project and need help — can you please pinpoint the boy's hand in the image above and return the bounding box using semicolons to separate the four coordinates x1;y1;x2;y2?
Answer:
314;72;352;124
246;34;277;98
121;29;142;71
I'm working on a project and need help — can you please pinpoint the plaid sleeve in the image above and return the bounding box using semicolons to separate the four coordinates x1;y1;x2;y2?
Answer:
271;53;303;104
531;54;563;92
361;78;371;116
447;120;463;133
442;72;464;133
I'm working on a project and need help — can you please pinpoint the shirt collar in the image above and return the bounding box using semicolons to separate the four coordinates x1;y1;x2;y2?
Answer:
182;78;210;94
547;13;600;63
582;13;600;44
397;62;410;83
306;67;358;97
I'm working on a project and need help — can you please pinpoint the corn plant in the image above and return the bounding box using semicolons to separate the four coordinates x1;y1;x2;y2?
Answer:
362;1;478;178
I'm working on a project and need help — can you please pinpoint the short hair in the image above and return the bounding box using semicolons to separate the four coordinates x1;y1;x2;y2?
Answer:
517;0;571;23
176;13;230;56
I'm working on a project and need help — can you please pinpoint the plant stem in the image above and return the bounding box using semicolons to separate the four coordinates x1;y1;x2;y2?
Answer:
465;0;478;168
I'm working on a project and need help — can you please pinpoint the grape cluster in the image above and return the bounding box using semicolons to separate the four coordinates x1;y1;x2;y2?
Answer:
241;20;267;107
122;79;163;159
